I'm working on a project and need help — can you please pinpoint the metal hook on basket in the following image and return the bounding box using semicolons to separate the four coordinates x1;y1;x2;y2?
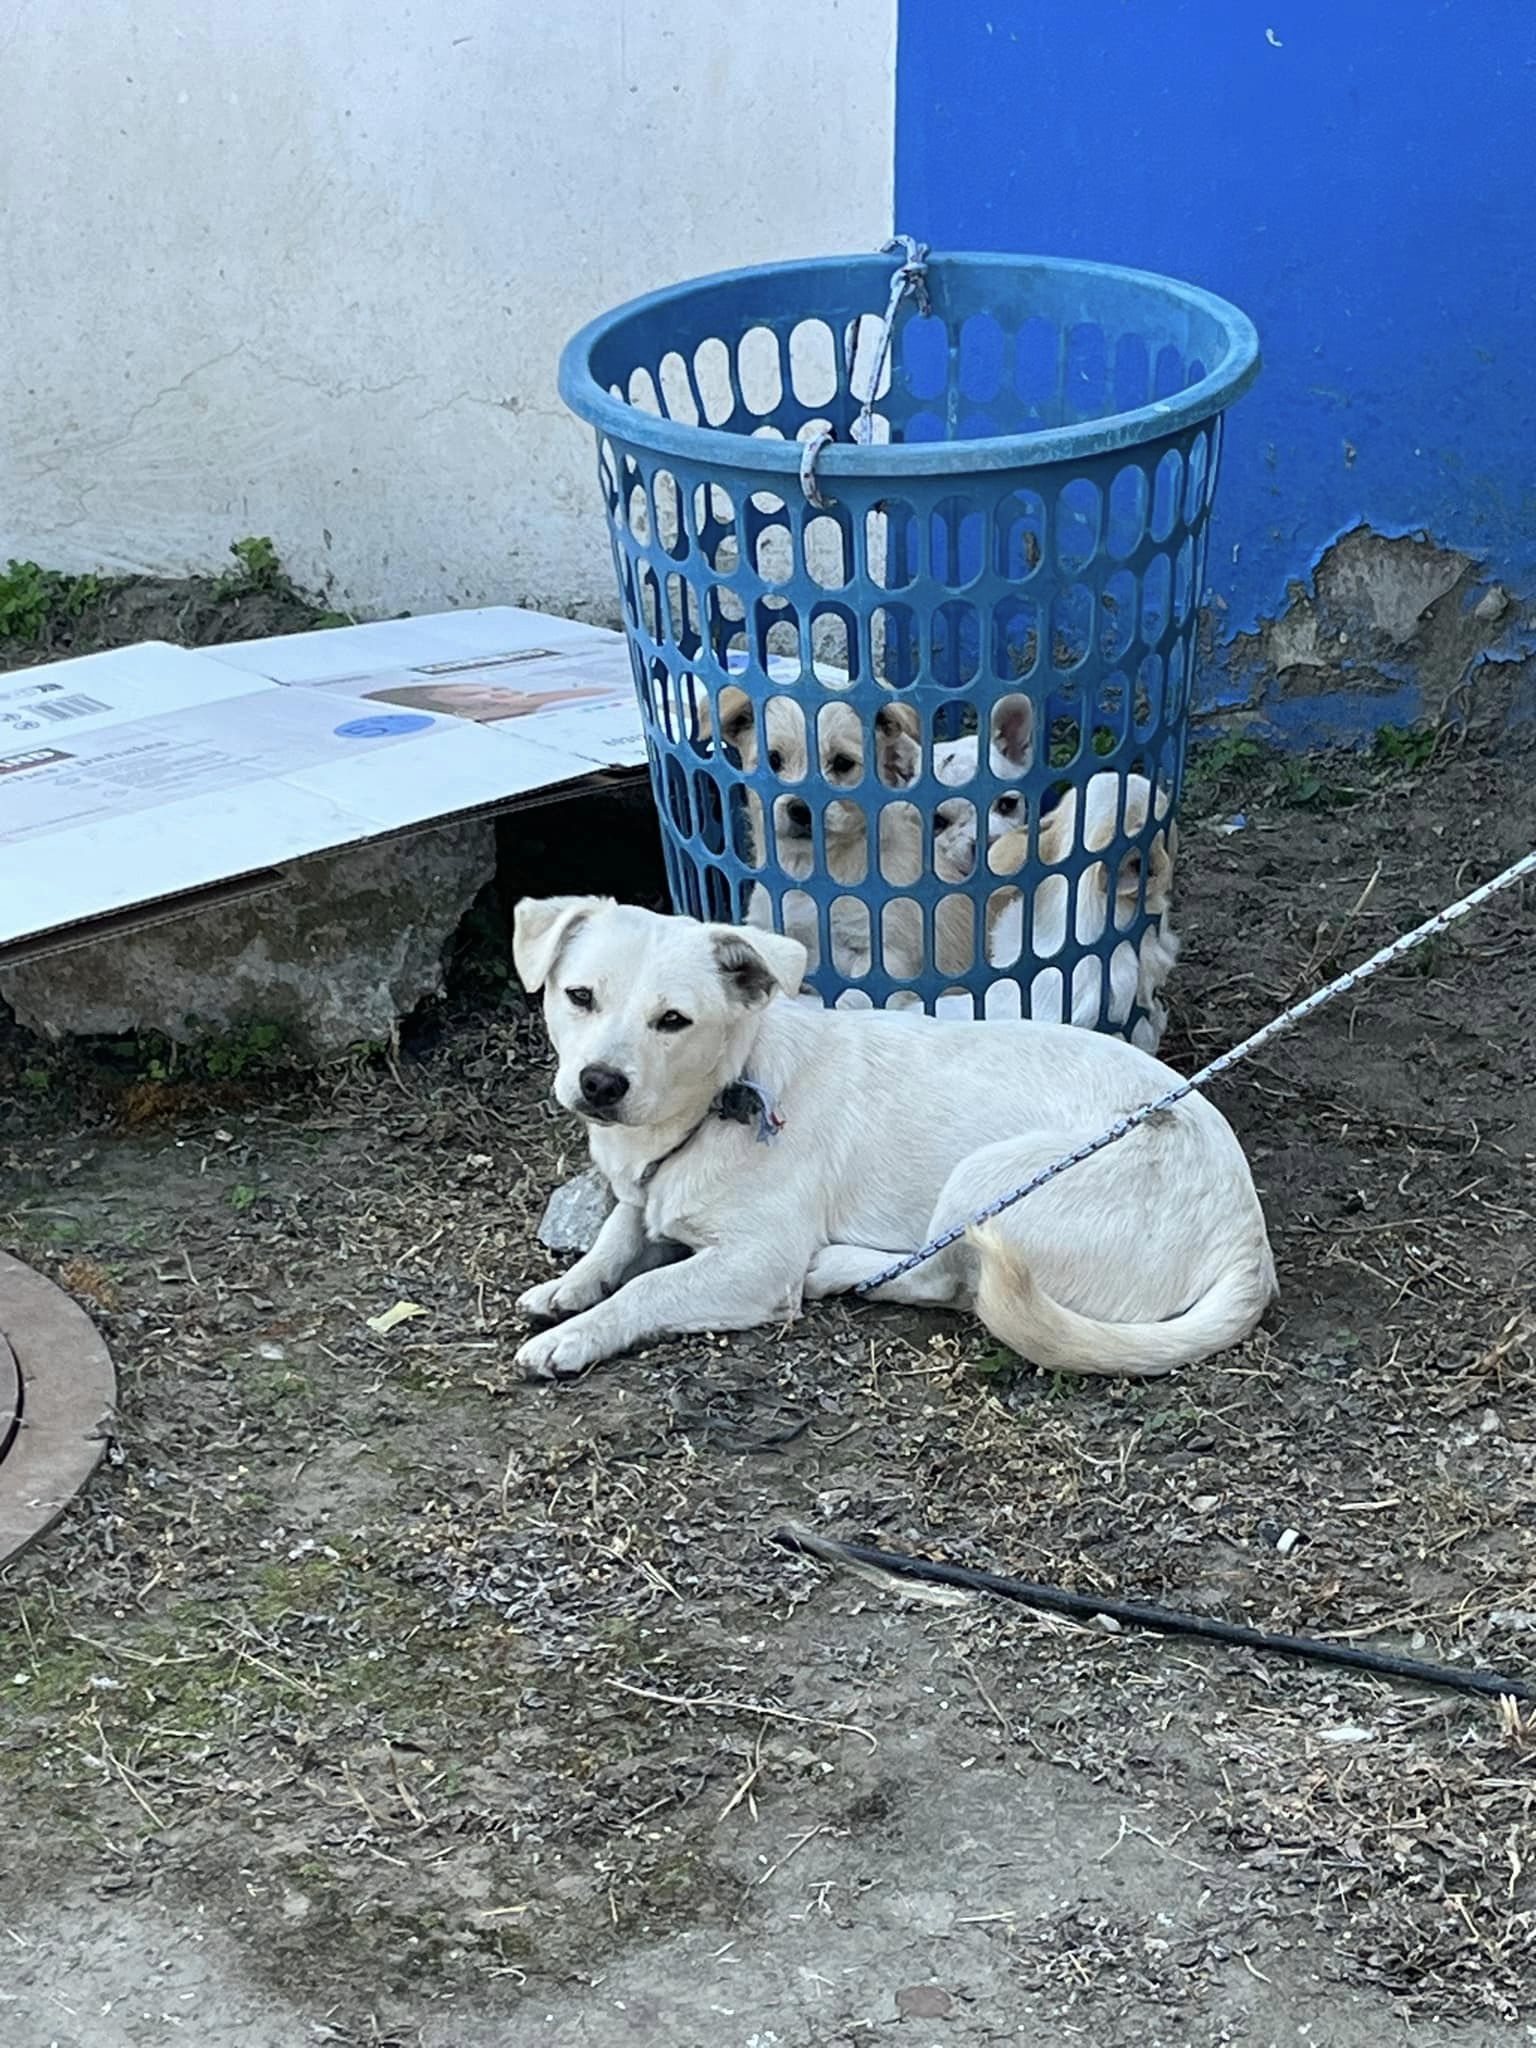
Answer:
880;234;932;316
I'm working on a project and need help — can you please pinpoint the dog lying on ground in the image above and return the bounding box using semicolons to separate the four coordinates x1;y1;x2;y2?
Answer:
512;896;1274;1383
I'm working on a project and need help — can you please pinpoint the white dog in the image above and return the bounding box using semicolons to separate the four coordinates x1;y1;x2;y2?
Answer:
974;772;1181;1046
512;898;1275;1384
709;684;1177;1035
706;685;921;979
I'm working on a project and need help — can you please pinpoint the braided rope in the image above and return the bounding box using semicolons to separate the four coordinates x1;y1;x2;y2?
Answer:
798;235;930;505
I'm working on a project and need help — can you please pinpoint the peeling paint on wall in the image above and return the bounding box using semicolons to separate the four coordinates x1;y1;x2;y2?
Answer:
899;2;1536;750
1201;527;1535;748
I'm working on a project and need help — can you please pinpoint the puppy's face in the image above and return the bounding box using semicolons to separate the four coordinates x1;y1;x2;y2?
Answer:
933;785;1026;879
717;689;919;874
513;897;806;1131
931;696;1034;878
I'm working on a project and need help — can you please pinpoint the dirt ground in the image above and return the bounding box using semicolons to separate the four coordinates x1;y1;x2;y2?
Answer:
2;594;1534;2044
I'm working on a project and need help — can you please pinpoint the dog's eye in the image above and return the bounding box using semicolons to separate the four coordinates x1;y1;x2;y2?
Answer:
653;1009;692;1033
565;986;596;1011
996;794;1021;817
766;749;783;775
828;752;856;777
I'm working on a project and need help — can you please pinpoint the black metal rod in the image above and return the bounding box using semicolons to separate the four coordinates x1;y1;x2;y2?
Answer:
771;1525;1533;1705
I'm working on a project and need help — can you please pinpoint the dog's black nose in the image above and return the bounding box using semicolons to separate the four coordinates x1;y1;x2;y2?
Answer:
783;797;812;834
579;1064;630;1111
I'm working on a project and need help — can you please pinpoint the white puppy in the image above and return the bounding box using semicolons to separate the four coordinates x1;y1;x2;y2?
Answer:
706;685;922;980
702;677;1178;1025
978;772;1181;1047
512;898;1275;1384
927;769;1180;1045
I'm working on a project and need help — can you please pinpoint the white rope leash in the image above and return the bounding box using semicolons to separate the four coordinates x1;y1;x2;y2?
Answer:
852;235;930;447
799;236;931;507
854;844;1536;1294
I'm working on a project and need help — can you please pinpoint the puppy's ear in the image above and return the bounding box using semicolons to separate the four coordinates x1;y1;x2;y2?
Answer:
873;697;920;786
986;827;1030;879
708;925;808;1004
512;896;605;994
874;698;919;742
1034;786;1078;867
712;686;757;761
677;673;711;745
1145;824;1177;914
991;694;1034;769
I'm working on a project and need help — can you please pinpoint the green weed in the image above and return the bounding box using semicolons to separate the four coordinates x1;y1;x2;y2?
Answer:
1372;722;1440;773
0;560;103;642
216;535;285;597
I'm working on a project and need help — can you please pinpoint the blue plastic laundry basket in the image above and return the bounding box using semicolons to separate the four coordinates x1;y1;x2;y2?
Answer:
559;248;1259;1038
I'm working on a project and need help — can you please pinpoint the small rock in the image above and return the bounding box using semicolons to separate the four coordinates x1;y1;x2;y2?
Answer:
537;1169;614;1253
895;1983;953;2020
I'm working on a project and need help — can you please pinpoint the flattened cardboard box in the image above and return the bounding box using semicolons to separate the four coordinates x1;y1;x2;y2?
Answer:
0;607;648;965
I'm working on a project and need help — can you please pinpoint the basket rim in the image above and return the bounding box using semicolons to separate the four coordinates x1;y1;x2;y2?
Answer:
558;250;1261;478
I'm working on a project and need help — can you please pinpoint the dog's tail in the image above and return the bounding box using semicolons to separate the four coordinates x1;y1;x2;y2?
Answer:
969;1224;1272;1379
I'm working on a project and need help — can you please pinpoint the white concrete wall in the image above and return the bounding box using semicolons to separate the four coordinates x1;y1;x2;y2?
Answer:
1;0;895;620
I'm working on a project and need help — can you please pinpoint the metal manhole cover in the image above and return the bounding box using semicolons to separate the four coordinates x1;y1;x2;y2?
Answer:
0;1251;116;1567
0;1331;19;1465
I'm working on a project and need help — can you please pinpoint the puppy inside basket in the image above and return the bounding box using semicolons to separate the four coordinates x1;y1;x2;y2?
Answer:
690;663;1179;1049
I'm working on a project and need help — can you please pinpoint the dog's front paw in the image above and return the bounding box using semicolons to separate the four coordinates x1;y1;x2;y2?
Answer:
516;1276;571;1323
516;1321;605;1383
517;1272;607;1323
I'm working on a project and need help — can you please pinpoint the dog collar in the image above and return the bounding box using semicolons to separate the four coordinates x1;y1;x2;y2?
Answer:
637;1076;783;1188
713;1077;784;1144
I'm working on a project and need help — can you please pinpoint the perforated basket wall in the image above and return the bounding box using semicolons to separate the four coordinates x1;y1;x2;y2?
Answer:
559;252;1259;1038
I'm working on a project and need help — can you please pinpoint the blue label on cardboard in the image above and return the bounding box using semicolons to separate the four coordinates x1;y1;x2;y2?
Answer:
333;713;435;739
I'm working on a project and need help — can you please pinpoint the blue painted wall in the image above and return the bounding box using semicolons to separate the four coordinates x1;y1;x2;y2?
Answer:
895;0;1536;707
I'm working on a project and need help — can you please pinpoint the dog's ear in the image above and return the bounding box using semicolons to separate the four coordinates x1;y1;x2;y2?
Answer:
873;697;920;787
512;895;605;994
1034;787;1077;867
986;826;1030;879
710;686;756;760
991;694;1034;769
1145;824;1177;914
708;925;808;1004
874;698;919;743
677;673;711;746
